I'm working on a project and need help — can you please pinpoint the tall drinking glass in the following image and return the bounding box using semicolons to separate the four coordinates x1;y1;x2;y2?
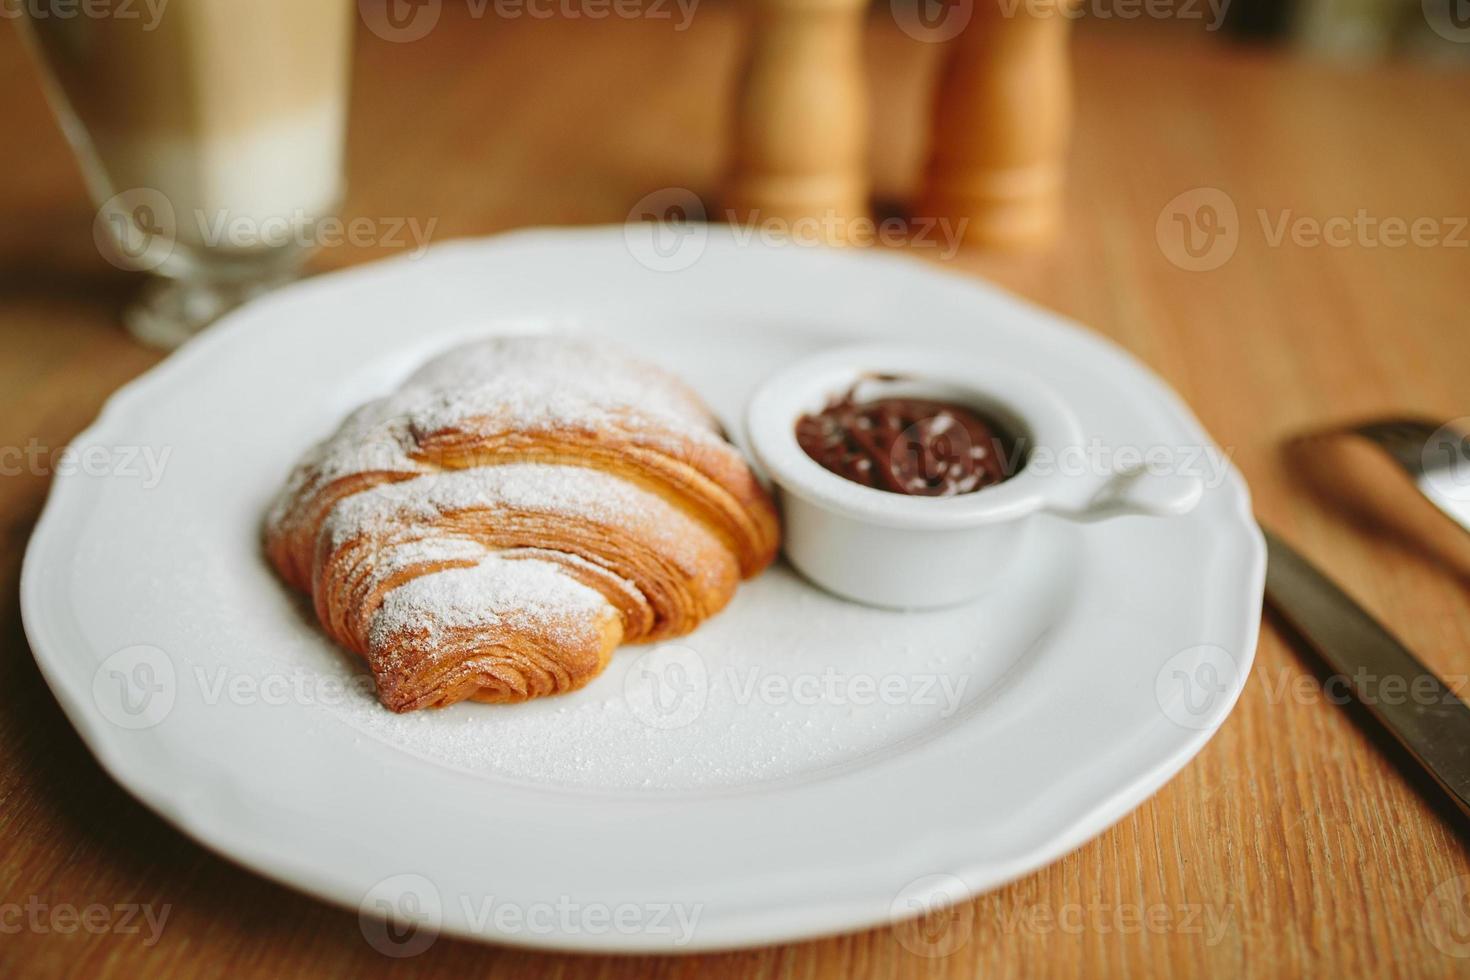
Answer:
20;0;355;348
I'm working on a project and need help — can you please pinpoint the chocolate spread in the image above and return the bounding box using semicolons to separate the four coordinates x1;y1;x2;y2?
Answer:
795;389;1015;496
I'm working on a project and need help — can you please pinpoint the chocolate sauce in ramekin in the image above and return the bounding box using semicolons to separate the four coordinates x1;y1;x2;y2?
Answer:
794;386;1016;497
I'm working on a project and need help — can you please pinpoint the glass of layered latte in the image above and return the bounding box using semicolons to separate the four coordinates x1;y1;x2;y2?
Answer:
21;0;355;348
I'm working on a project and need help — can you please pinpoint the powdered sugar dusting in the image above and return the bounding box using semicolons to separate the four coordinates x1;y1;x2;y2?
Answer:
323;463;692;554
370;555;610;652
265;334;733;541
405;334;716;436
352;536;489;601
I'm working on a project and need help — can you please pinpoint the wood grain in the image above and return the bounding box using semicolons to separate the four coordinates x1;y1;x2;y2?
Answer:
2;5;1469;978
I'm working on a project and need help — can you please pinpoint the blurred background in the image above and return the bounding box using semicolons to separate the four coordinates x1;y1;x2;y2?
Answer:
1227;0;1470;58
1;0;1468;458
4;0;1466;564
3;0;1467;302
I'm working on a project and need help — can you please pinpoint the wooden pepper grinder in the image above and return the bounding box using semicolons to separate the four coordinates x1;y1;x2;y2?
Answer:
917;0;1080;248
724;0;870;244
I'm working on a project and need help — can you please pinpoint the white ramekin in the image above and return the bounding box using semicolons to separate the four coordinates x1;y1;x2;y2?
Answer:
745;344;1204;609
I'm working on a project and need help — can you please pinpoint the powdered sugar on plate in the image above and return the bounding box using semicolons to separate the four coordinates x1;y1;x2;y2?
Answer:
316;520;1078;793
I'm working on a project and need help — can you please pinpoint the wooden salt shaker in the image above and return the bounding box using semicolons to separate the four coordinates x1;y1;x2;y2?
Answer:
917;0;1080;248
724;0;870;244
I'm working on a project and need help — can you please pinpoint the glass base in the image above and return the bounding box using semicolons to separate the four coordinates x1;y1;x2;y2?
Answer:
124;273;298;350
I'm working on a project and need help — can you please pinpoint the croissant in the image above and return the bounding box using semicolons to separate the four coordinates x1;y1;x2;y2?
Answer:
264;336;780;712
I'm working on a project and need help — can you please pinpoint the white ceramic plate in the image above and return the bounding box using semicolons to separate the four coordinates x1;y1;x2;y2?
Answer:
22;227;1264;954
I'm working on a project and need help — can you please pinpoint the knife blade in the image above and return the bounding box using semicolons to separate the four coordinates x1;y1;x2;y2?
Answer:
1407;450;1470;539
1356;419;1470;539
1262;527;1470;818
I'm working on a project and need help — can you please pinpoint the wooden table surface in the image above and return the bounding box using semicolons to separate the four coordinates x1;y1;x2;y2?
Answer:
3;5;1470;978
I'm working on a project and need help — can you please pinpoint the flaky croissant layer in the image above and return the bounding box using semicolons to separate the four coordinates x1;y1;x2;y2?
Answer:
264;335;780;712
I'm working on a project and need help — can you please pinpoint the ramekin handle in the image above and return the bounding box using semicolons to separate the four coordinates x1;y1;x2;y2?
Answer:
1044;467;1204;523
